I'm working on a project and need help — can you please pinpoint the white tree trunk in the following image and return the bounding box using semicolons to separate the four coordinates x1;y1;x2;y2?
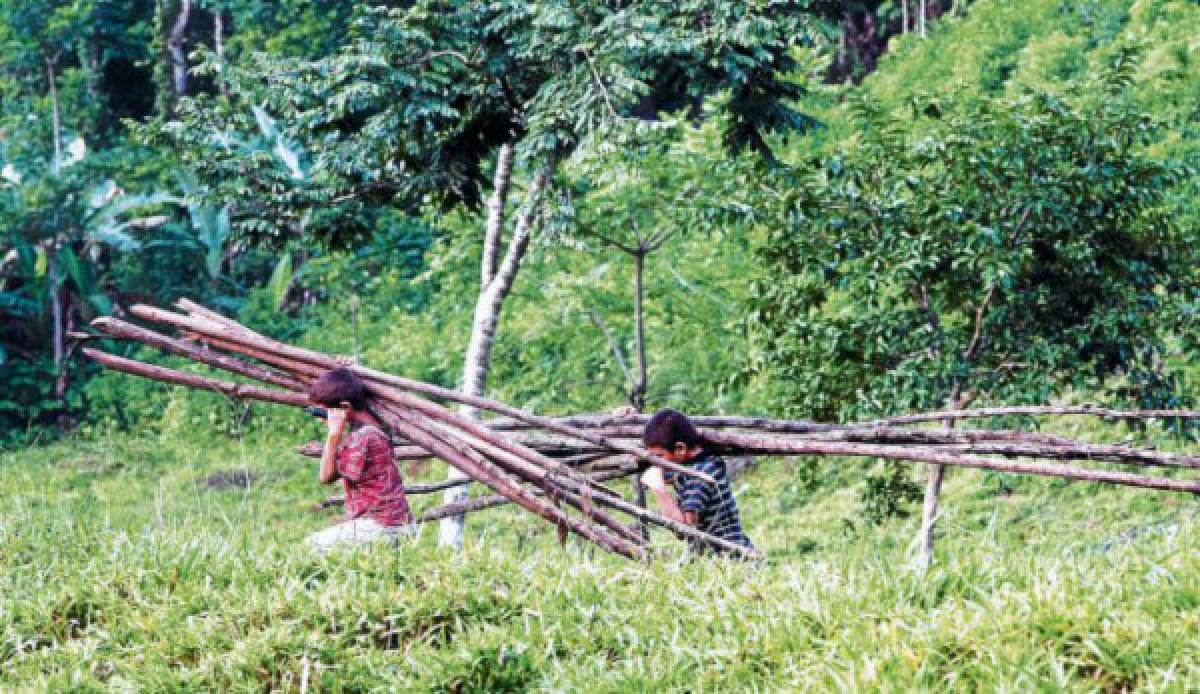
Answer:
438;164;549;549
917;462;944;568
481;143;515;287
213;5;227;96
167;0;191;98
917;391;963;569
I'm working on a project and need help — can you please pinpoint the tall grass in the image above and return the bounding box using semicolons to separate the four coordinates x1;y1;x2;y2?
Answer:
4;425;1200;691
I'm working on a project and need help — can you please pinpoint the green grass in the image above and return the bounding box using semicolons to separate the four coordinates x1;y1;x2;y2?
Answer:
4;421;1200;691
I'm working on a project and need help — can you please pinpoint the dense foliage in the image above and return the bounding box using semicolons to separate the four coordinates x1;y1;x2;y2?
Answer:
751;53;1194;422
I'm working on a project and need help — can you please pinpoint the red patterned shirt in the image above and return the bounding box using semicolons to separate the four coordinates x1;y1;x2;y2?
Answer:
337;425;412;526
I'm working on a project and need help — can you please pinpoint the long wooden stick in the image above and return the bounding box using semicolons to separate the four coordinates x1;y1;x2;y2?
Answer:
486;413;839;434
925;441;1200;470
82;349;309;408
694;435;1200;494
93;317;307;391
867;405;1200;425
319;463;638;507
451;425;1200;472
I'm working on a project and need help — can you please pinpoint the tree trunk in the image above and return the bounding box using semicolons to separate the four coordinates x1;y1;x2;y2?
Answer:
902;0;909;33
49;258;64;399
213;5;228;96
631;249;647;412
917;460;945;568
917;389;963;569
438;162;548;549
630;247;650;540
481;143;515;287
167;0;191;99
46;57;61;174
918;0;927;38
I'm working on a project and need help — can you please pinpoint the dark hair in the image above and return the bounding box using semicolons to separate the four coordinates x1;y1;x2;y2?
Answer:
642;409;701;450
308;367;368;411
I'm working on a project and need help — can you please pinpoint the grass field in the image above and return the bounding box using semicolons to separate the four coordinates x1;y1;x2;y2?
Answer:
3;420;1200;692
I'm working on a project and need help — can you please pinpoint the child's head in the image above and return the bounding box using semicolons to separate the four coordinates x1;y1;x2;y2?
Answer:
642;408;703;463
308;367;368;411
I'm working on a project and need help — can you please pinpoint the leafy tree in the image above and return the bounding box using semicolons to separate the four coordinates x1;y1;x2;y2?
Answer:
749;52;1195;565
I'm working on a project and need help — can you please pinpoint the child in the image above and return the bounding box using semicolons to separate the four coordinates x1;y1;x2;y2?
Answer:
304;367;414;553
641;408;755;554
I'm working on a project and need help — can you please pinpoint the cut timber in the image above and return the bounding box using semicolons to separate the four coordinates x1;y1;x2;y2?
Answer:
867;405;1200;425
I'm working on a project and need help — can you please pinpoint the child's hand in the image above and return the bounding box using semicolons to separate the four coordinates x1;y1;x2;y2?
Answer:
326;407;349;437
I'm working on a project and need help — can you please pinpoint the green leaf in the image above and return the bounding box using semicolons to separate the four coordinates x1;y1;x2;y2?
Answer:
88;293;114;316
88;224;142;251
266;254;293;312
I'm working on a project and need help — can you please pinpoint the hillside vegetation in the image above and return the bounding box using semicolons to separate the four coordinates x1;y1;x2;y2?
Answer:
3;0;1200;690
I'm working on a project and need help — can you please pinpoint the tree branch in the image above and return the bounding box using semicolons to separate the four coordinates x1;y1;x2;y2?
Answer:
588;308;636;388
481;142;515;287
963;205;1034;363
645;226;679;252
910;283;944;355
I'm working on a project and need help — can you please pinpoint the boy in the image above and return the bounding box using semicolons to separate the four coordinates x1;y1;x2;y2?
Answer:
641;408;755;554
304;367;414;553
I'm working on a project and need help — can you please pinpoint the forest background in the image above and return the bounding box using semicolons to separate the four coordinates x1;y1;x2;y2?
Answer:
4;0;1200;690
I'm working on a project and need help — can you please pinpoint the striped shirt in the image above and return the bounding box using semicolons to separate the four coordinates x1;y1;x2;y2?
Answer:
666;453;754;554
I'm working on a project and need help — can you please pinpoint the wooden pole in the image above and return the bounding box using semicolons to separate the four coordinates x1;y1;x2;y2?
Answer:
867;405;1200;425
82;349;309;408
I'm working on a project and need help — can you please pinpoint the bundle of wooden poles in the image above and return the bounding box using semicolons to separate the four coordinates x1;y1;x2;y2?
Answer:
83;300;752;561
84;300;1200;561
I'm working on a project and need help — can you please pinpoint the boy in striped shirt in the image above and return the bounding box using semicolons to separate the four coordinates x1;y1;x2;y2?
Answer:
640;409;755;554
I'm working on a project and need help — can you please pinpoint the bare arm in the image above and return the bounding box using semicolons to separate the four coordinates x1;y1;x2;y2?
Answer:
318;408;348;485
641;467;696;525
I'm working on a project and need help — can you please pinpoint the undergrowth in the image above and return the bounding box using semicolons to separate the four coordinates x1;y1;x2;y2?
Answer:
3;421;1200;691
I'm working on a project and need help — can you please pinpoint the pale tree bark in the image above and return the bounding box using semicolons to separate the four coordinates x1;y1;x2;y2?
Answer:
918;0;927;38
481;143;515;287
917;387;963;570
213;5;228;96
438;161;550;548
167;0;191;98
902;0;909;34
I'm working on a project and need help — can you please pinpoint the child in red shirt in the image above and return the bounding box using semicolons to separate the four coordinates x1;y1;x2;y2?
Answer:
304;367;414;553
